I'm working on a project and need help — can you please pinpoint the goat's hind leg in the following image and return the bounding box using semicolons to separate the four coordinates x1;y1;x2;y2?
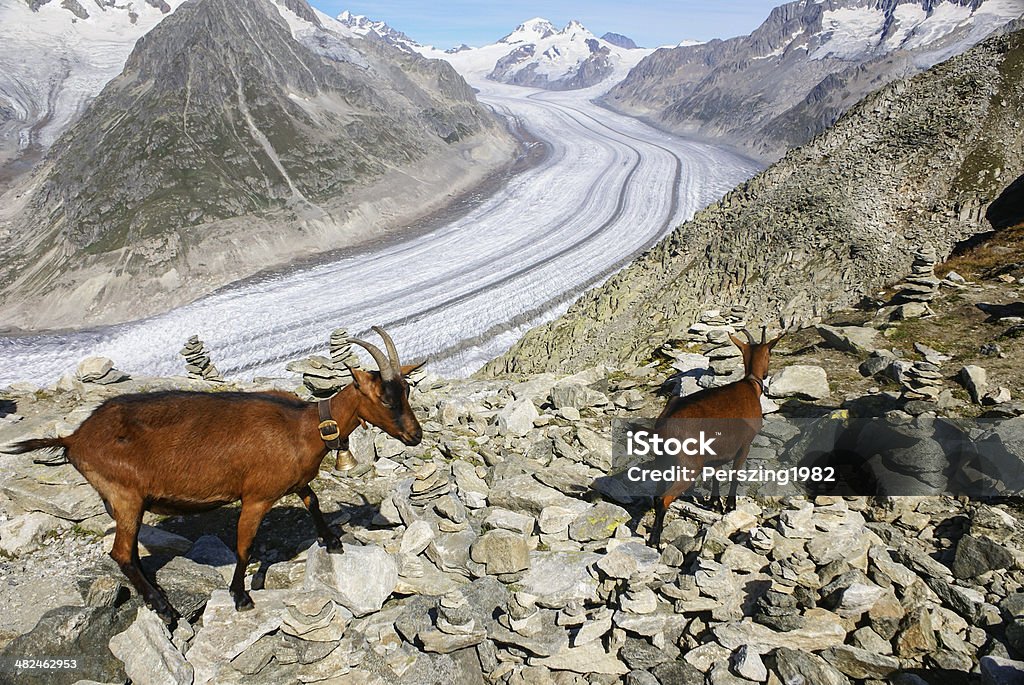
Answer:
108;493;178;625
299;485;342;553
725;444;753;514
232;499;274;611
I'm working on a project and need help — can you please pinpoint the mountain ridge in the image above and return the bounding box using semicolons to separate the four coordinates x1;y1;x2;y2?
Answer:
0;0;516;331
602;0;1023;160
484;23;1024;375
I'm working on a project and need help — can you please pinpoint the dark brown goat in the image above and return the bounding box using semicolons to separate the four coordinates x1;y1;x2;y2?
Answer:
649;327;782;546
4;327;421;624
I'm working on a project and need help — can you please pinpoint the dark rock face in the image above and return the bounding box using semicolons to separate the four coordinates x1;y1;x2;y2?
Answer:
29;0;493;252
602;0;1022;161
0;0;511;328
487;26;1024;375
0;604;136;684
601;32;638;49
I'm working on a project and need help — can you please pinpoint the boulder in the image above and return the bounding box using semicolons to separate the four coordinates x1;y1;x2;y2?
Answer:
959;365;988;404
568;502;630;542
470;529;530;575
496;399;540;437
303;543;397;616
768;365;830;400
109;607;192;685
816;325;878;354
520;551;601;608
0;511;65;556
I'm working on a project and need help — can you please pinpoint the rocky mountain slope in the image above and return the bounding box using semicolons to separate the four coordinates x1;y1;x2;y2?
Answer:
602;0;1023;161
431;18;653;89
0;0;515;331
1;246;1023;681
485;24;1024;376
0;0;183;185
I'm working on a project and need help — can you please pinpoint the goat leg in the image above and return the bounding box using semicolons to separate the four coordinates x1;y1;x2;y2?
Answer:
231;499;274;611
725;444;753;514
108;495;178;626
299;485;343;553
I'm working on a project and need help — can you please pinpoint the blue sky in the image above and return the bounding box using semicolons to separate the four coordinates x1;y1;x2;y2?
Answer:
310;1;782;49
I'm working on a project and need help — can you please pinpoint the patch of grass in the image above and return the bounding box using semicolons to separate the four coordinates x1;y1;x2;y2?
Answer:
939;223;1024;280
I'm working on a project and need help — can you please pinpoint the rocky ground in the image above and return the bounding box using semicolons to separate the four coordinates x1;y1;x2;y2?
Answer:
1;248;1024;685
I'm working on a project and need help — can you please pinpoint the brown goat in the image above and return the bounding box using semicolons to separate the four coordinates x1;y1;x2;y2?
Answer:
3;327;422;625
649;327;782;547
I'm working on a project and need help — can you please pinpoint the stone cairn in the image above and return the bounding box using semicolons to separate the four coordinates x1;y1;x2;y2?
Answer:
409;462;452;507
75;356;129;385
893;245;940;305
287;328;361;399
686;306;749;388
180;336;223;382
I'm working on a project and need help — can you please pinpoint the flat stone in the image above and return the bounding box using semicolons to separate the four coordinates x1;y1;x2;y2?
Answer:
529;640;628;675
400;520;436;556
303;543;397;616
713;612;847;652
731;645;768;681
470;529;530;575
820;645;899;680
489;475;581;516
520;551;601;608
953;534;1015;579
595;542;661;580
568;501;630;542
0;511;65;556
816;325;879;354
496;399;540;437
109;607;193;685
768;647;851;685
2;463;106;521
768;365;830;400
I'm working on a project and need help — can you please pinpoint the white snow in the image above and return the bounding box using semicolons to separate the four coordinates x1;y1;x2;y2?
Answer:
0;0;183;153
415;17;653;89
811;0;1023;61
0;76;758;385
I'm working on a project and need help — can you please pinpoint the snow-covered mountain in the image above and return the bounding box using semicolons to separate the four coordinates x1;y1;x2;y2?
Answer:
429;18;653;91
335;9;421;52
0;0;184;180
604;0;1024;160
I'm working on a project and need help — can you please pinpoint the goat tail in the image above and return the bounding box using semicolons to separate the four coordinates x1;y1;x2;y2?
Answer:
2;436;69;464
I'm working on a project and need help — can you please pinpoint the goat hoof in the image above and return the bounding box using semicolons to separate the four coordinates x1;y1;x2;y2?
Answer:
233;592;255;611
153;604;180;628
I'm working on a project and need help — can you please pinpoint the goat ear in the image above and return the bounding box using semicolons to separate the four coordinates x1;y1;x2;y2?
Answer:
348;367;372;390
400;361;426;376
728;334;748;350
768;334;784;350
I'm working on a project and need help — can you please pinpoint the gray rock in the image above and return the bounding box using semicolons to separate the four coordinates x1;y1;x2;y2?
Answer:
2;463;106;521
768;365;830;400
497;399;540;437
768;647;851;685
0;511;65;556
528;639;629;675
816;325;878;354
400;520;436;556
595;542;660;580
820;645;899;680
714;616;847;652
303;543;397;616
959;365;989;404
470;529;531;575
953;534;1015;579
731;645;768;681
153;556;227;622
0;604;134;684
568;501;631;542
489;475;582;516
981;655;1024;685
550;382;608;410
520;551;602;608
109;607;193;685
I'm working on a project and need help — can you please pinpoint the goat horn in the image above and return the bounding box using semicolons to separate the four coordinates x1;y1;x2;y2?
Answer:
761;326;768;344
347;337;397;381
371;325;401;372
739;328;755;344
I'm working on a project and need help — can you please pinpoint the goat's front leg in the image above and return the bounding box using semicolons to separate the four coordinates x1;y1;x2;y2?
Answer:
299;484;342;553
232;499;274;611
725;444;753;513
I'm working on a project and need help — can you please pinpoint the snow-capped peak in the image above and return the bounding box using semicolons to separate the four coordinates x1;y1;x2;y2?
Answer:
336;9;419;49
499;17;558;44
